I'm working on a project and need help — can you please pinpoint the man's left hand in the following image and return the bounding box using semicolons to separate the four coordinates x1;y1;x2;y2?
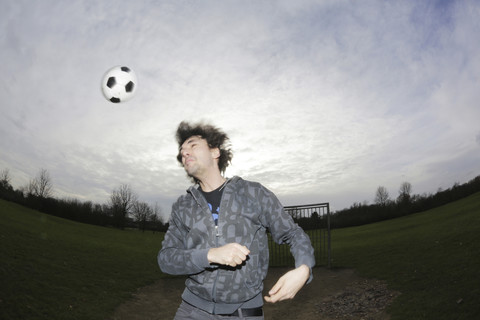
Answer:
264;264;310;303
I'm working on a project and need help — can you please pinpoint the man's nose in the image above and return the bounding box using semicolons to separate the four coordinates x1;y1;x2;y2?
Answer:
181;148;190;158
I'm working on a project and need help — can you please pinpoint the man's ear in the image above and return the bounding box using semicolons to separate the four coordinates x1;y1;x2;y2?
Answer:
211;147;220;159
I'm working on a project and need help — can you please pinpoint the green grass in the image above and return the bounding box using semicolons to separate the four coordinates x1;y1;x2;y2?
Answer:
331;192;480;319
1;193;479;319
0;199;165;320
267;229;327;267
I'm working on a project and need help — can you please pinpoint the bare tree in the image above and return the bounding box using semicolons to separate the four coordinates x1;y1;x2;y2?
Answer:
150;212;160;233
109;184;137;229
132;201;152;232
26;169;53;198
397;181;412;204
0;168;12;189
36;169;53;198
375;186;390;206
149;202;166;233
25;179;37;196
153;202;163;222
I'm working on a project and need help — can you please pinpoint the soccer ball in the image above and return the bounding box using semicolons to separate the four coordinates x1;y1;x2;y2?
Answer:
101;66;137;103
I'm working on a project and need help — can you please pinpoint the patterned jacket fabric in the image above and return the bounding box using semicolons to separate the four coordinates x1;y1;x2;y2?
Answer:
158;176;315;314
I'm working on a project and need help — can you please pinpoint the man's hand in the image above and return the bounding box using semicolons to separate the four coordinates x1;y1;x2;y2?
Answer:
207;243;250;267
264;264;310;303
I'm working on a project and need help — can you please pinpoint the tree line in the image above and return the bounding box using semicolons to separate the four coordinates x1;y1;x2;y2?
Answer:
0;168;168;232
331;176;480;228
1;167;479;231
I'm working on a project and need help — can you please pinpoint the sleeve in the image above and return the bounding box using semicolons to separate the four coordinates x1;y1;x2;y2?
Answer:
157;202;213;275
259;185;316;282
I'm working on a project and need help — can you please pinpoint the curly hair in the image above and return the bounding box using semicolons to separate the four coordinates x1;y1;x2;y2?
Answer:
175;121;233;180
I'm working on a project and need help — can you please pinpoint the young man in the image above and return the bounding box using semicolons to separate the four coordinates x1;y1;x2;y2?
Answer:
158;121;315;319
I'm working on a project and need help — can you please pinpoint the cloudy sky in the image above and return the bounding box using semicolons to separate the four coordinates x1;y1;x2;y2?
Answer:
1;0;480;220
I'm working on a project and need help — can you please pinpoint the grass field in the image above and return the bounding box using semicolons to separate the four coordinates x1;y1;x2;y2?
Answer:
1;193;479;319
0;199;165;320
331;191;480;319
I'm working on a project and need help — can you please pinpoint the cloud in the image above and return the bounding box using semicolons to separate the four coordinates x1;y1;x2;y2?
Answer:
1;0;480;217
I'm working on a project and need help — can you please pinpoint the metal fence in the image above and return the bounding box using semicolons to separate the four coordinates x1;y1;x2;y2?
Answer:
268;203;331;268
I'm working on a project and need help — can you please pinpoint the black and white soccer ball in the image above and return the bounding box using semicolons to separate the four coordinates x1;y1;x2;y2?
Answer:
101;66;137;103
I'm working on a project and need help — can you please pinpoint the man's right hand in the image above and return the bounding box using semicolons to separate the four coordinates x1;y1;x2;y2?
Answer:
207;243;250;267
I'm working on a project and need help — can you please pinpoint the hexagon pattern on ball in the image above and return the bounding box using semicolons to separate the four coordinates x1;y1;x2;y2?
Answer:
101;66;137;103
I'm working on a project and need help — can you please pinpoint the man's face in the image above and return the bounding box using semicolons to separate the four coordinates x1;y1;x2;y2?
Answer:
179;136;219;179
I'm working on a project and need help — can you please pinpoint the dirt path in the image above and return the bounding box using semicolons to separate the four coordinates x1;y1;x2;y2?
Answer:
111;267;400;320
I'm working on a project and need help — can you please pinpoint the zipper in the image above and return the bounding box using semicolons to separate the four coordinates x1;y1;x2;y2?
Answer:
212;222;219;311
211;179;229;310
192;188;220;307
188;179;232;310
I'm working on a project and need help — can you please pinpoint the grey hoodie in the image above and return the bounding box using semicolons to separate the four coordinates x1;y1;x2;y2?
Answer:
158;176;315;314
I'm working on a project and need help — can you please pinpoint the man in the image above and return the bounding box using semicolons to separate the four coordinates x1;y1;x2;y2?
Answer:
158;121;315;319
